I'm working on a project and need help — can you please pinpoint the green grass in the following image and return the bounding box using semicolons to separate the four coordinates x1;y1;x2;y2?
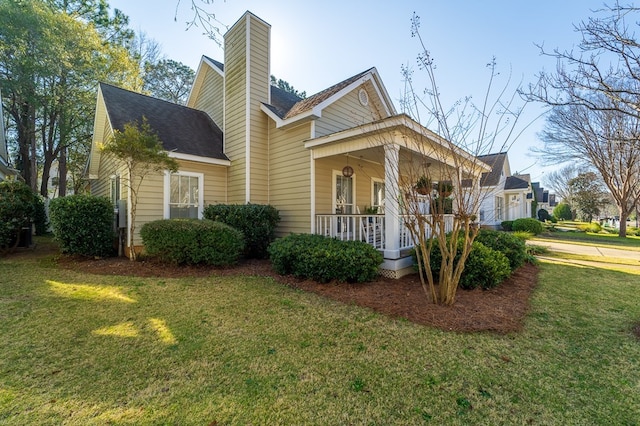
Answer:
535;228;640;251
1;246;640;424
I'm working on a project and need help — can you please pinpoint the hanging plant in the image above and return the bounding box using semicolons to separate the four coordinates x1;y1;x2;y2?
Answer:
437;181;454;197
414;176;432;195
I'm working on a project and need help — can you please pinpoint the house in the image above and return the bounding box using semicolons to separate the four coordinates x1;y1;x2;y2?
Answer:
87;11;489;278
476;152;533;228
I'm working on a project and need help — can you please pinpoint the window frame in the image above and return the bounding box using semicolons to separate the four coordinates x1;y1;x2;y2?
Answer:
163;170;204;219
332;169;356;214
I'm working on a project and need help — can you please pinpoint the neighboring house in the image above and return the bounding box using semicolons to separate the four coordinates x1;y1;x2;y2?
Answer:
531;182;552;213
476;152;533;228
86;11;489;278
0;89;18;181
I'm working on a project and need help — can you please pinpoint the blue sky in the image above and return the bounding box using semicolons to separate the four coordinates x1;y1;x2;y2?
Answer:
109;0;610;183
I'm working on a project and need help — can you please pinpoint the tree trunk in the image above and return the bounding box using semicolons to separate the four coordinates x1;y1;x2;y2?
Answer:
59;146;67;197
618;207;628;238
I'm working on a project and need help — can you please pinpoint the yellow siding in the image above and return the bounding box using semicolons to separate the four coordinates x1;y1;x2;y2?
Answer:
315;156;385;215
131;159;228;244
191;66;224;128
224;15;248;203
248;15;270;204
269;122;312;235
315;84;383;137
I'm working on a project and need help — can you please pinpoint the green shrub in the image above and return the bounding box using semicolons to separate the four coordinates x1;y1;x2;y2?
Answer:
203;203;280;259
512;231;534;241
475;229;527;271
49;195;114;257
512;218;543;235
141;219;244;266
0;180;37;251
33;195;49;235
501;220;513;231
416;237;511;290
553;202;572;220
577;222;602;233
268;234;383;283
537;208;552;222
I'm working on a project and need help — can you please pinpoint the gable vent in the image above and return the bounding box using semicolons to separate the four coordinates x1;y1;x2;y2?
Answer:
358;88;369;106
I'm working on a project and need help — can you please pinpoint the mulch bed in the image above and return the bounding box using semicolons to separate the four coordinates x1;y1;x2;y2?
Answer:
55;253;539;334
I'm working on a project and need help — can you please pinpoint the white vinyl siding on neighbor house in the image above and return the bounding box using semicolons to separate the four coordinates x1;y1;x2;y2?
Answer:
495;196;504;221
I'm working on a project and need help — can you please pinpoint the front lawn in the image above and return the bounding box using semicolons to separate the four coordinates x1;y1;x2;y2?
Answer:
1;245;639;424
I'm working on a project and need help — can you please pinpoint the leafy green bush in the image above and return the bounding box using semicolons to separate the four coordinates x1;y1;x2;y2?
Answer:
141;219;244;266
512;218;543;235
0;180;37;251
33;195;49;235
203;203;280;259
417;237;511;290
512;231;534;240
537;208;552;222
553;202;572;221
501;220;513;232
49;195;114;257
577;222;602;233
268;234;383;283
475;229;527;271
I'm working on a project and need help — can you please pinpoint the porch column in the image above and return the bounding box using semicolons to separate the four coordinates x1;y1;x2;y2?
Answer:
384;143;401;259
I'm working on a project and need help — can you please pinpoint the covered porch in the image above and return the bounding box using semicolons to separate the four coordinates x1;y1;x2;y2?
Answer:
305;115;488;278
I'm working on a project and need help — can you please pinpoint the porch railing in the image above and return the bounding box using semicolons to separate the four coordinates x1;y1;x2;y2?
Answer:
315;214;455;253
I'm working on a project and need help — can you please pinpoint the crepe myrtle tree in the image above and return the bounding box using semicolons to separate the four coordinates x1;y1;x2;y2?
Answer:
526;2;640;236
100;117;178;260
384;13;528;306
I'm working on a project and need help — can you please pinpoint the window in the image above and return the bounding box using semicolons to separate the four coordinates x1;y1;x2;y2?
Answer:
110;175;120;205
334;171;355;214
164;171;203;219
495;196;504;221
372;178;385;213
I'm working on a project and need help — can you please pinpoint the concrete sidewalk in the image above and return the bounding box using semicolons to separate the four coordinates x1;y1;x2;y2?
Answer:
532;240;640;262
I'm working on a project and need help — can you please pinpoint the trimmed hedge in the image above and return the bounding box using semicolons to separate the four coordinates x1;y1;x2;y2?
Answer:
512;218;543;235
0;180;37;250
475;229;527;271
141;219;244;266
268;234;383;283
577;222;602;233
501;220;513;232
49;195;114;257
203;203;280;259
414;237;511;290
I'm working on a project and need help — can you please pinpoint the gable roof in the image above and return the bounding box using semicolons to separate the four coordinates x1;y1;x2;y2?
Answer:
100;83;227;161
282;68;372;119
504;175;530;190
477;152;507;187
261;67;396;128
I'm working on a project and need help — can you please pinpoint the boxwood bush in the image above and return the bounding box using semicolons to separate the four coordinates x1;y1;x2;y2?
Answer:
577;222;602;233
414;237;511;290
268;234;383;283
203;203;280;259
49;195;114;257
501;220;513;231
475;229;527;271
512;218;543;235
140;219;244;266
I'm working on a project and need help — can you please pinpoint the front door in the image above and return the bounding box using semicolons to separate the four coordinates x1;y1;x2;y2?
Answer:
335;172;354;214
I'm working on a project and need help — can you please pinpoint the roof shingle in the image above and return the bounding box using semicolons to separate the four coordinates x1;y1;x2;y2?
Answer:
100;83;227;161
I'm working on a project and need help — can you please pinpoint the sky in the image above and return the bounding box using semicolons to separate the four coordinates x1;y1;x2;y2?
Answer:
109;0;611;184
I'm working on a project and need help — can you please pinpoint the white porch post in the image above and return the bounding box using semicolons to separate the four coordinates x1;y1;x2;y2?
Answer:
384;143;401;259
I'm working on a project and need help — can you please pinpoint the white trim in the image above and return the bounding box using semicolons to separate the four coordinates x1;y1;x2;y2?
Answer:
310;151;315;233
245;13;251;203
371;177;385;211
332;169;356;214
164;170;205;219
168;151;230;166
